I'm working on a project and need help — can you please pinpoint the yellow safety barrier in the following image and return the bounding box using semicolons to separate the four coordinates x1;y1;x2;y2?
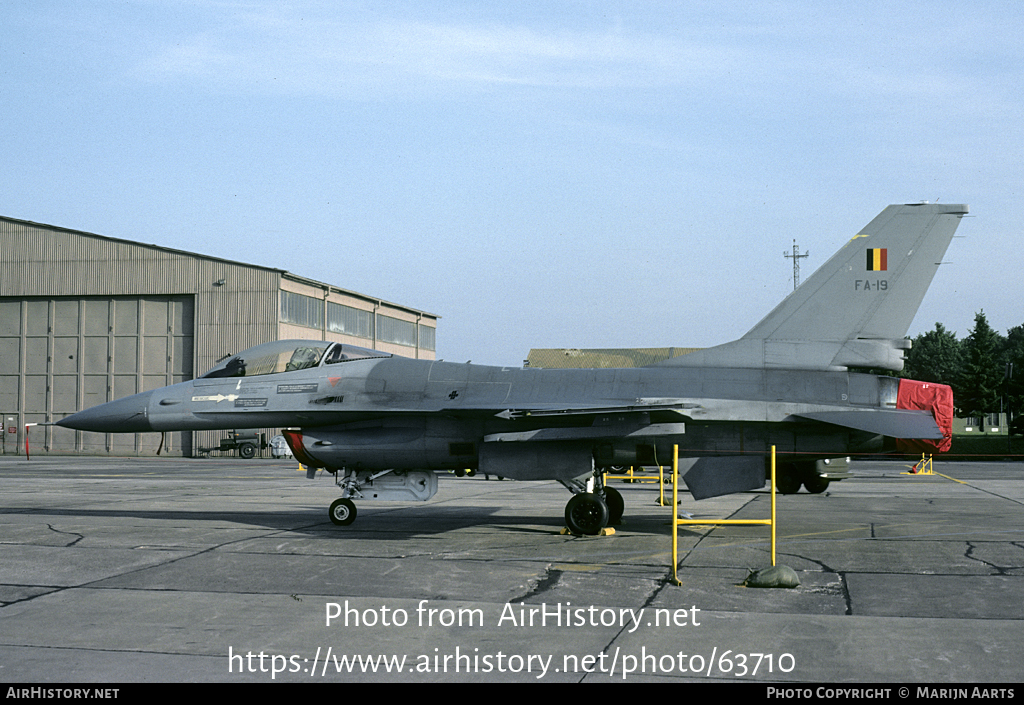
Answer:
670;445;777;586
602;466;658;485
602;466;677;506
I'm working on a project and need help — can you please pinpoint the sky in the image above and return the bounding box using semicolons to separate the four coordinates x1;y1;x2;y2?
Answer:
3;1;1022;367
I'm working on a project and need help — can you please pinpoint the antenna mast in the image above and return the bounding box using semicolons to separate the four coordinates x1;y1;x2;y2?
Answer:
783;239;809;291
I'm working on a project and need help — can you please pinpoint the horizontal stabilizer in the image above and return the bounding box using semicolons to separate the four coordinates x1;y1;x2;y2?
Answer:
795;409;942;439
681;456;765;500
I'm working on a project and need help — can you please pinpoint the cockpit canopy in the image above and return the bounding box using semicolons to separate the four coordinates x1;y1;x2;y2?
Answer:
201;340;392;379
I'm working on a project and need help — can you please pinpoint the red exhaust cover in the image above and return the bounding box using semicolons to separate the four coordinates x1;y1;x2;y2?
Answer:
896;379;953;453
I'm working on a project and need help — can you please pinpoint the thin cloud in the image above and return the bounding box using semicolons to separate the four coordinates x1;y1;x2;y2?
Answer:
130;13;754;96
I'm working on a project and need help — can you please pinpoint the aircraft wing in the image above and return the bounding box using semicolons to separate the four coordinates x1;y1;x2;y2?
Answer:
481;400;689;443
793;409;943;439
491;400;698;420
489;400;945;442
484;422;688;443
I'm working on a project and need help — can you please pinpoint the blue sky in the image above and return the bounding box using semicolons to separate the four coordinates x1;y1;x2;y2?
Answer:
3;1;1021;366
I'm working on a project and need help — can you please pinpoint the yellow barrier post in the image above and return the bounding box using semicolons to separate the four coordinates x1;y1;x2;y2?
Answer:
671;445;680;586
771;445;777;567
658;464;669;506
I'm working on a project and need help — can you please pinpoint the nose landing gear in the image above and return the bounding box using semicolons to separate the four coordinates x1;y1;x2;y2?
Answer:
329;497;357;526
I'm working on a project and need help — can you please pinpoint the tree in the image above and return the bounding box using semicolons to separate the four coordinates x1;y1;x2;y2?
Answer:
958;311;1005;419
1002;324;1024;428
902;323;964;394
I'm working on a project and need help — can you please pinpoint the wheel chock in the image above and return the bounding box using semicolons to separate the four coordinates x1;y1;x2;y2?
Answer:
741;565;799;588
559;526;616;536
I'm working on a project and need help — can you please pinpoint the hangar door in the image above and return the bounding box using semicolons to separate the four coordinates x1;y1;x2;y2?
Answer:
0;296;194;455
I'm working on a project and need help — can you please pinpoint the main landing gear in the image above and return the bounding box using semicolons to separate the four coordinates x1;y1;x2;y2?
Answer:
560;474;624;536
775;461;832;495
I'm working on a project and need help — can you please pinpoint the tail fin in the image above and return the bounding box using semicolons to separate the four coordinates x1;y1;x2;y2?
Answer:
658;203;969;371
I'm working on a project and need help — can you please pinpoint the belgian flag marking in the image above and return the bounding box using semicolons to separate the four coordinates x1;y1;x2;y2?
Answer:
866;248;887;271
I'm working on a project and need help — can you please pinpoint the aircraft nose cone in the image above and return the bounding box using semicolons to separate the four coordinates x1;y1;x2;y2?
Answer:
56;390;155;433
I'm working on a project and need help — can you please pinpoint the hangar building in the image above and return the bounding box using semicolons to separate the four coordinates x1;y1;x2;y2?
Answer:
0;215;438;457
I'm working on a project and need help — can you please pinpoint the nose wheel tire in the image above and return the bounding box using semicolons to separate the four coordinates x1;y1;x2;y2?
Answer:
329;498;357;526
564;493;610;536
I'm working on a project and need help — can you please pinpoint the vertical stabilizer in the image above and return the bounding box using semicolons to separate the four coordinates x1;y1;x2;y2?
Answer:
657;203;968;370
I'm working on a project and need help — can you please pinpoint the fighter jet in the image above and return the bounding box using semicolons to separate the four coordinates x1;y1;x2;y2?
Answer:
57;203;967;535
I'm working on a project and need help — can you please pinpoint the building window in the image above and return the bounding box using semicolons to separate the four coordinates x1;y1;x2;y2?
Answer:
327;302;374;340
280;291;323;330
377;315;417;347
418;324;436;351
281;291;433;352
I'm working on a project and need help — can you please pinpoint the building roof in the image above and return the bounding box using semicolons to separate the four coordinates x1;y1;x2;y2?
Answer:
0;214;438;318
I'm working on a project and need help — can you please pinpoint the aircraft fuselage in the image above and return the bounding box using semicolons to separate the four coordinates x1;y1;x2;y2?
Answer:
64;353;899;480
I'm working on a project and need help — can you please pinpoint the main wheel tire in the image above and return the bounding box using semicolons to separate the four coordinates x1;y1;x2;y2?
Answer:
329;498;357;526
803;474;830;494
775;471;801;494
564;493;609;536
602;486;625;524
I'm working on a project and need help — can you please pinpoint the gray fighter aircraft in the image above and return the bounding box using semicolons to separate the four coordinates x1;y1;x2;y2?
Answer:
57;203;967;534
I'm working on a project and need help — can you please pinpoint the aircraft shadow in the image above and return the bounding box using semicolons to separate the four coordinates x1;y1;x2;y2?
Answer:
1;502;670;540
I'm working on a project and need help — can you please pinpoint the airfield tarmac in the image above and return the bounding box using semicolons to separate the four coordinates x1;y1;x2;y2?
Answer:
0;456;1021;683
